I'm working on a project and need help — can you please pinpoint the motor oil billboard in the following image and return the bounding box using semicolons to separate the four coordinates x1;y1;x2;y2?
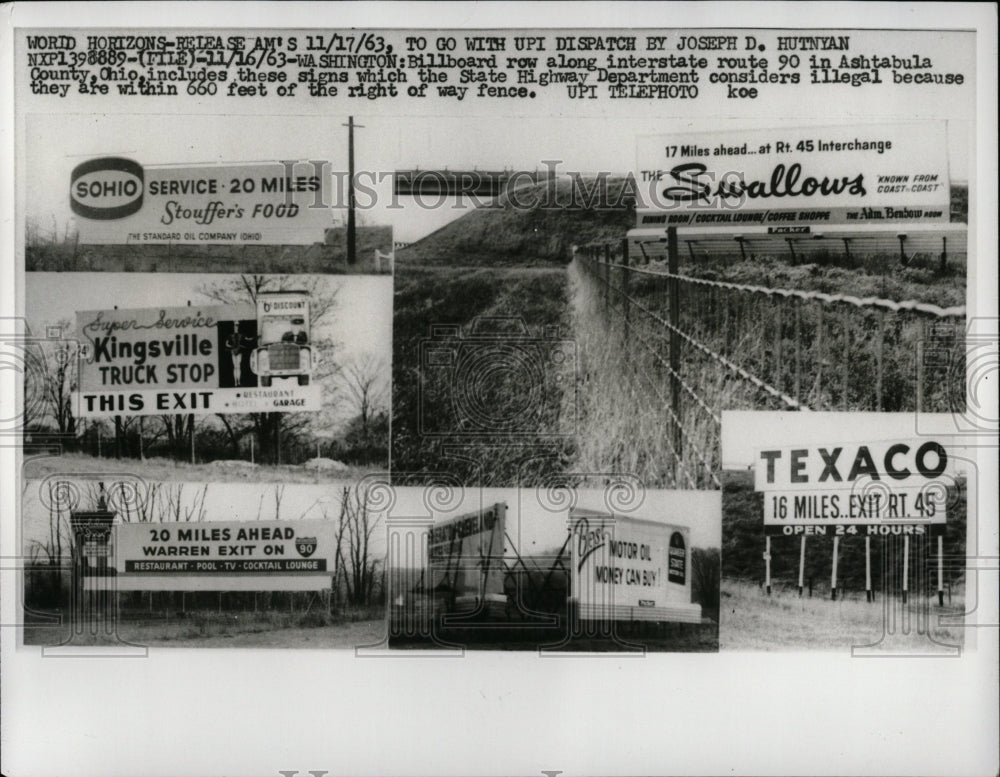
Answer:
570;509;702;623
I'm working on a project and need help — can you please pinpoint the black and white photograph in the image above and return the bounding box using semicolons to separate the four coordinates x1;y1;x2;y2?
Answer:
1;5;996;777
386;485;720;652
20;476;388;649
391;115;969;489
23;272;391;479
719;410;974;654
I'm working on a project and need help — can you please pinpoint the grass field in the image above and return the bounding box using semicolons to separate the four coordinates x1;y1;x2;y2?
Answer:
720;580;966;653
390;620;718;652
23;608;385;649
391;265;575;486
22;451;375;484
25;232;391;274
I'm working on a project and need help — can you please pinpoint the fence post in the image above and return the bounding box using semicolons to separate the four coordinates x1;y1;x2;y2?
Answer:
667;227;682;464
621;238;630;353
604;243;612;311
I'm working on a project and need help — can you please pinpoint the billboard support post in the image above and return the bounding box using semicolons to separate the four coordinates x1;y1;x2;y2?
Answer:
667;226;682;468
831;535;839;601
937;535;944;607
764;535;771;596
902;534;910;604
865;535;873;603
797;535;806;597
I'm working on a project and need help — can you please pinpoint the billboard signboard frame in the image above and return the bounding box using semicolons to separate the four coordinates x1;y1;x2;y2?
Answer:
70;158;334;245
75;301;322;417
113;519;338;591
636;121;950;227
754;438;954;537
569;509;702;624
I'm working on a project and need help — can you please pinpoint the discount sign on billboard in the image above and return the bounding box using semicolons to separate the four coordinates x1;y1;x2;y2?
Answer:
636;122;949;227
70;158;333;245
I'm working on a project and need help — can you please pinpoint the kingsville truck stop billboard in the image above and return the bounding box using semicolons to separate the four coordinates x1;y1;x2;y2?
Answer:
75;298;321;417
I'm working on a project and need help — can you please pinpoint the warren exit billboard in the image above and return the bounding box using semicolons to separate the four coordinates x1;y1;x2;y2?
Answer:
114;519;338;591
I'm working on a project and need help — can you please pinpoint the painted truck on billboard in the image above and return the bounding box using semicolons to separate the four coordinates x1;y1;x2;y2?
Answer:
75;296;322;417
249;291;318;387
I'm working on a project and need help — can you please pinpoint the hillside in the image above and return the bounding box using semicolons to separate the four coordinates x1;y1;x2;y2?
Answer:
396;176;635;266
396;180;967;270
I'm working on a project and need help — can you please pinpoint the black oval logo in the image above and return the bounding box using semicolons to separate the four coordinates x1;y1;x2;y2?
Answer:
70;157;144;220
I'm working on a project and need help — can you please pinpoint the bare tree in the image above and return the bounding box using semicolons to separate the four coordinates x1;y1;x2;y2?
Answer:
338;484;381;606
340;353;389;443
21;319;80;436
272;484;285;520
157;484;210;523
318;495;349;608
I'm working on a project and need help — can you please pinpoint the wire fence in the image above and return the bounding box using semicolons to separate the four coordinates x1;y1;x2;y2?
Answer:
575;234;967;489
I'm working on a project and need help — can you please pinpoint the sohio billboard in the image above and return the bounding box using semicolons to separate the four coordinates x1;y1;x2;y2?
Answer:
75;299;322;417
570;510;702;623
635;122;949;226
70;158;333;245
754;439;953;535
114;519;338;591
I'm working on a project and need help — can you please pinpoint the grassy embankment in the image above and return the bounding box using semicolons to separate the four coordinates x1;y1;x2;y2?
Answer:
23;601;385;647
393;178;967;487
721;579;965;652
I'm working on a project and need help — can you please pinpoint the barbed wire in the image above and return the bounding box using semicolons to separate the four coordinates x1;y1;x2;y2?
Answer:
574;245;966;490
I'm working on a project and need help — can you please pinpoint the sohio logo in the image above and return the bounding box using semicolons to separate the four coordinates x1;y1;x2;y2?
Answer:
70;157;144;220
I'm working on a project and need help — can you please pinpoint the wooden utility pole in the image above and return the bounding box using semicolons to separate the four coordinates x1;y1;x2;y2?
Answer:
343;116;364;265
